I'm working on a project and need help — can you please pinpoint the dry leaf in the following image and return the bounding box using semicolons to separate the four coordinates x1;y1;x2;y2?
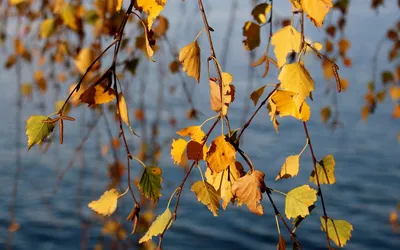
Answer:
179;41;201;83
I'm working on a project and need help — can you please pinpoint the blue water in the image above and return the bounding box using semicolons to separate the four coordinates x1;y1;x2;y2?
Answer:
1;1;400;249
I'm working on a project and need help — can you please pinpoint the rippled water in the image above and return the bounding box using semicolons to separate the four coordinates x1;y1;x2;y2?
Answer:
1;1;400;249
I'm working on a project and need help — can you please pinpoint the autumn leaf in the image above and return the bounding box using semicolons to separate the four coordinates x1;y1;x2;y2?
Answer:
60;3;78;30
270;90;311;121
206;135;236;173
271;25;301;68
138;208;172;243
277;235;286;250
243;21;260;51
136;0;166;30
88;189;119;216
20;83;32;97
26;115;55;150
250;85;267;106
205;162;245;209
278;63;314;106
310;154;336;185
10;0;25;5
79;79;116;107
75;48;93;75
191;180;220;216
209;72;235;116
179;41;201;83
116;0;123;12
320;106;331;124
275;155;300;181
117;92;136;134
138;19;155;61
138;166;162;203
301;0;333;28
285;185;317;219
320;217;353;247
251;3;271;24
231;170;266;215
176;126;205;142
171;139;188;165
40;19;56;38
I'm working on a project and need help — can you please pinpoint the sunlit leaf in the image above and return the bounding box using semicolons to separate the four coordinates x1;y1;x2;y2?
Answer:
206;135;236;173
138;208;172;243
171;138;188;165
232;170;266;215
75;48;93;75
117;92;136;134
301;0;333;28
320;217;353;247
310;154;336;185
60;3;78;30
116;0;123;12
285;185;317;219
88;189;119;216
278;63;314;106
209;72;235;116
26;115;55;150
138;166;162;203
243;21;260;51
271;26;301;68
79;81;116;107
270;90;311;121
179;41;201;83
40;18;56;38
191;180;220;216
276;155;300;181
136;0;167;30
176;126;205;142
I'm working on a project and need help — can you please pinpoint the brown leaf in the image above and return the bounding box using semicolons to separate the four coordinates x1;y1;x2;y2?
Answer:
126;205;140;235
231;170;266;215
277;235;286;250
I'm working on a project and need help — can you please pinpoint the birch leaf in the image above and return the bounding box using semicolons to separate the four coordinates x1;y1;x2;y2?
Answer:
26;115;55;150
138;208;172;243
138;166;162;203
285;185;317;219
320;217;353;247
276;155;300;181
179;41;201;83
191;180;220;216
310;154;336;185
271;26;302;68
88;189;119;216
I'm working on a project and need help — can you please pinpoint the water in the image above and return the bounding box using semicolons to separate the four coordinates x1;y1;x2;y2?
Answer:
1;1;400;249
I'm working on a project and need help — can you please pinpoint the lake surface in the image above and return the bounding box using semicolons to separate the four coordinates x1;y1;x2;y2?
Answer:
1;1;400;249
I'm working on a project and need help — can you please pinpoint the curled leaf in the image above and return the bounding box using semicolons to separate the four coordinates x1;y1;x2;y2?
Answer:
179;41;201;83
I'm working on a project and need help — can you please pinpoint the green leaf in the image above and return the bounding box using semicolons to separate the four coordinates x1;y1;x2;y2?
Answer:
285;185;317;219
250;85;267;106
310;154;336;185
138;208;173;244
191;180;220;216
26;115;55;150
138;166;162;203
320;217;353;247
251;3;271;24
275;155;300;181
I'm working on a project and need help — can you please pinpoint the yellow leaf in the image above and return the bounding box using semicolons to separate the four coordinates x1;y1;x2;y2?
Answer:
231;170;266;215
88;189;119;216
117;92;136;134
10;0;25;4
20;83;32;97
285;185;317;219
313;42;323;51
301;0;333;28
60;3;78;30
176;126;205;142
138;19;155;61
390;86;400;100
271;26;301;68
205;135;236;173
278;63;314;106
40;19;56;38
275;155;300;181
209;72;235;116
136;0;166;30
116;0;123;11
393;104;400;119
242;21;260;51
75;48;93;75
320;217;353;247
191;180;220;216
251;3;271;24
250;85;267;106
310;154;336;185
79;81;116;107
26;115;55;150
270;90;311;121
14;38;25;55
138;208;172;243
179;41;201;83
205;162;244;209
171;139;188;165
69;84;85;106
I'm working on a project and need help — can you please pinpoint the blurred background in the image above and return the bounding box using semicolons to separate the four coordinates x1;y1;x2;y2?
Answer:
0;0;399;249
